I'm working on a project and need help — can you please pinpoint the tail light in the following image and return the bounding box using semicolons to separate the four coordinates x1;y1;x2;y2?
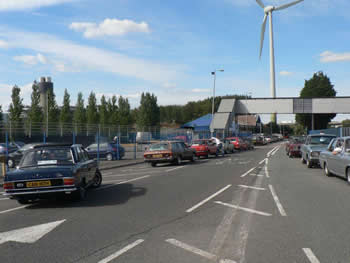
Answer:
3;182;14;190
63;178;75;186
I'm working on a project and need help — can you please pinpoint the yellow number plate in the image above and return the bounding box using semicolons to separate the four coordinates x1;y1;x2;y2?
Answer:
26;181;51;188
153;154;163;158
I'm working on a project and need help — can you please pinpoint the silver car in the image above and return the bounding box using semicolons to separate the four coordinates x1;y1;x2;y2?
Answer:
319;137;350;183
301;134;336;168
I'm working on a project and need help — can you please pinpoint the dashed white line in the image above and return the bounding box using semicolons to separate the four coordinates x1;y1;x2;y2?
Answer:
303;248;320;263
214;201;272;216
238;185;266;191
186;185;232;213
271;147;280;156
259;158;267;165
98;175;151;190
166;166;185;172
240;167;256;178
0;205;30;215
268;185;287;216
166;238;236;263
98;239;144;263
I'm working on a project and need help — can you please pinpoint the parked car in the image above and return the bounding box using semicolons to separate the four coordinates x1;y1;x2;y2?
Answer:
223;139;235;154
226;137;247;151
3;144;102;204
319;138;346;179
253;135;265;145
7;143;38;168
0;142;21;156
144;141;195;167
86;142;125;161
286;136;305;158
191;139;218;158
244;138;254;150
301;134;336;168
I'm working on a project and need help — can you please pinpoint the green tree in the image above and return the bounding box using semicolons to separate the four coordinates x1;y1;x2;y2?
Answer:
0;105;3;122
8;85;23;123
47;87;60;123
28;82;43;124
137;92;160;128
118;96;132;125
107;96;119;124
73;92;86;125
99;95;108;126
86;92;99;125
59;89;72;124
296;72;337;130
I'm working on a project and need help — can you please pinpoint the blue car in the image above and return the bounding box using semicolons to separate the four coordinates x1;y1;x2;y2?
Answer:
86;142;125;161
3;143;102;204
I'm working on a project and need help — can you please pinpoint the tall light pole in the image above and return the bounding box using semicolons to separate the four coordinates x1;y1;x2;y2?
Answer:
211;69;224;137
245;92;252;132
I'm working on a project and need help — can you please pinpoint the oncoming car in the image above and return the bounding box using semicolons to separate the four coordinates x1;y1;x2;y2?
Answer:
3;144;102;204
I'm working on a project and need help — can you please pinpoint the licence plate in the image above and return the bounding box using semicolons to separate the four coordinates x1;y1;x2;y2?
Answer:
26;181;51;188
153;154;163;158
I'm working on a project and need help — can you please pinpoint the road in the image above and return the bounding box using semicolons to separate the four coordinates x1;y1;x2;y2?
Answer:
1;143;350;262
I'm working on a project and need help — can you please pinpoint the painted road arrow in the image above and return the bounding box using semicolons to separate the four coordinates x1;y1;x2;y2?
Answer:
0;219;66;245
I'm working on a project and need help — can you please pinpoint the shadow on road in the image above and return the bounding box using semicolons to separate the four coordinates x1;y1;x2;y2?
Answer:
25;183;147;209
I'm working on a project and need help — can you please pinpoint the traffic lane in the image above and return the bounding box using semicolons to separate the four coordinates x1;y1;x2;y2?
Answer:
0;146;271;263
246;147;350;263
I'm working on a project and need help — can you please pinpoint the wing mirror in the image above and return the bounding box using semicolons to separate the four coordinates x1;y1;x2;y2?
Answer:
332;147;342;155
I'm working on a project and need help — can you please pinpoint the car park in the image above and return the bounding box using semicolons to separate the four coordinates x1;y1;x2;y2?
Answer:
301;134;336;168
319;137;350;183
3;144;102;204
144;141;195;167
86;142;125;161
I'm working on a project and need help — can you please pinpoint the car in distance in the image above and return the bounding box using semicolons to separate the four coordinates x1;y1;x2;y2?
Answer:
190;139;218;158
226;137;247;151
286;136;305;158
144;141;195;167
7;143;38;168
223;139;235;154
301;134;336;168
319;137;350;182
86;142;125;161
3;144;102;204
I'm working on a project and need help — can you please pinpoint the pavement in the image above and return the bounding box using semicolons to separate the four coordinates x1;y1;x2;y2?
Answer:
0;143;349;262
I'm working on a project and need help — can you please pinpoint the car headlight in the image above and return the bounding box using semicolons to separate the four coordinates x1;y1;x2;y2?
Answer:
311;151;320;157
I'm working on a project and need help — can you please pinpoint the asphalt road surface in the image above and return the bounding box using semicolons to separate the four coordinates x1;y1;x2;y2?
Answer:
1;143;350;262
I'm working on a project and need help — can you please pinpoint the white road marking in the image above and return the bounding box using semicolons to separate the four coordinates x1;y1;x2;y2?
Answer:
166;238;236;263
0;198;10;201
214;201;272;216
268;185;287;216
0;219;65;244
98;175;151;190
98;239;144;263
267;146;279;157
252;174;264;177
240;167;256;178
0;205;30;215
166;166;185;172
101;179;124;183
265;165;270;178
186;185;232;213
271;146;280;156
238;185;266;191
259;158;267;165
303;248;320;263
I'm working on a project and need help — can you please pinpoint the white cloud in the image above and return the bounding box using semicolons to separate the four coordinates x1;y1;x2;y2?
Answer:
1;28;180;83
0;82;33;111
13;53;47;65
191;88;210;93
69;18;151;38
320;51;350;63
279;71;294;76
163;82;177;89
0;39;8;48
0;0;74;11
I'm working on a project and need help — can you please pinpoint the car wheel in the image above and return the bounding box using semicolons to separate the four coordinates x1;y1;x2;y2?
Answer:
72;185;86;201
7;159;14;168
106;153;113;161
151;162;157;167
191;154;195;162
324;163;332;177
306;158;313;168
17;198;30;205
205;154;209;159
288;152;293;158
177;155;182;165
301;156;306;164
91;170;102;188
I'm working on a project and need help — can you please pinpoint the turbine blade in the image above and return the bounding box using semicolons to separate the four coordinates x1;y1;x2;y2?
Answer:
275;0;304;11
256;0;265;8
259;14;268;59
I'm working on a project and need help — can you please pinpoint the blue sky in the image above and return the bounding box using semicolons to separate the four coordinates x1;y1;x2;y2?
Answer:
0;0;349;123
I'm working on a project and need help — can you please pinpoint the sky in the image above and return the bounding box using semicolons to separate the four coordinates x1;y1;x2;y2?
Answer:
0;0;349;123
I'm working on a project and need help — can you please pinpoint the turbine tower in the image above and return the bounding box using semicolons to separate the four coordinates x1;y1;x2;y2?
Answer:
256;0;303;123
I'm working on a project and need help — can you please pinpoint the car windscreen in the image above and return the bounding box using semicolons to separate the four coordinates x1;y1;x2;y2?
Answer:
310;136;335;145
19;147;74;168
149;143;169;151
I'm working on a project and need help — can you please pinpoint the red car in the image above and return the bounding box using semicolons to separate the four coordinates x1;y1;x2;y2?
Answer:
226;137;248;151
190;139;218;158
286;137;305;158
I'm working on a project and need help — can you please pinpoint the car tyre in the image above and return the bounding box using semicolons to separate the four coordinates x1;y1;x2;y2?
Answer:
306;158;313;168
301;156;306;164
72;185;86;201
151;162;157;167
91;169;102;188
106;153;113;161
324;163;332;177
17;198;30;205
177;155;182;165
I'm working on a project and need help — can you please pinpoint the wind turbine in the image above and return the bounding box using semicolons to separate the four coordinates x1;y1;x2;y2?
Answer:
256;0;303;122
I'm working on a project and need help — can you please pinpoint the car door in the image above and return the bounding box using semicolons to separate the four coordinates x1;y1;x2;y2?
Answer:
75;147;91;184
181;142;192;159
301;137;310;159
324;139;338;174
83;147;96;180
332;139;345;176
340;139;350;178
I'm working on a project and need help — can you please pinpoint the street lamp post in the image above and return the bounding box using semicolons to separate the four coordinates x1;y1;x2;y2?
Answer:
245;92;252;132
211;69;224;137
